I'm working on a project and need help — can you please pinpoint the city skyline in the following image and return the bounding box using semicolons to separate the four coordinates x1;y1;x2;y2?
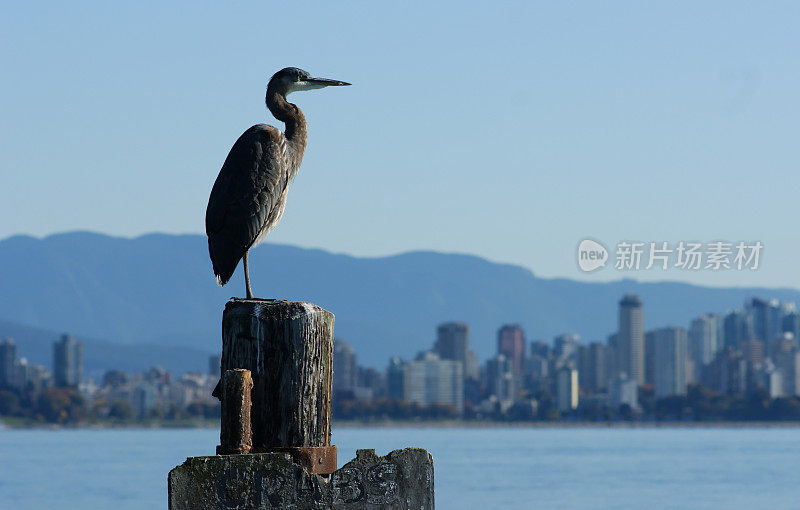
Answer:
4;290;800;424
333;292;800;419
4;290;798;374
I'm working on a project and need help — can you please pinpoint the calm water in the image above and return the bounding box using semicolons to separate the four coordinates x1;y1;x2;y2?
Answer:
1;426;799;509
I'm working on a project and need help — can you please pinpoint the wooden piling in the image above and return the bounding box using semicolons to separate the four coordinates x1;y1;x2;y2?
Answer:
220;299;334;451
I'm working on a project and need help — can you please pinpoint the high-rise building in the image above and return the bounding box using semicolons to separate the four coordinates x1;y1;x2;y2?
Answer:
497;325;526;374
605;333;618;388
14;358;51;397
333;338;358;391
435;322;479;380
748;298;781;357
434;322;468;363
644;331;656;386
773;340;800;396
782;309;800;339
53;334;82;388
608;373;638;410
485;353;515;403
554;334;579;365
749;298;770;343
0;337;18;388
355;366;385;400
617;295;644;385
133;383;158;418
402;352;463;414
387;357;405;400
530;340;550;360
742;339;764;365
704;347;747;395
577;345;590;389
577;342;606;393
769;301;784;345
766;368;784;398
652;326;688;397
464;351;480;382
689;314;721;367
526;354;549;392
556;366;579;412
723;310;753;350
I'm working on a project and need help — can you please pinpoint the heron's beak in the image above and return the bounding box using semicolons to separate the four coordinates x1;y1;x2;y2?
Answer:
306;77;351;87
288;77;351;95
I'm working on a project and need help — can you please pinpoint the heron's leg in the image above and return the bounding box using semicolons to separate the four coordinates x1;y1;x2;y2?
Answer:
243;250;254;299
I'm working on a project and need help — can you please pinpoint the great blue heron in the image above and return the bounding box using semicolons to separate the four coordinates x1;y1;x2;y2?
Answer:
205;67;350;298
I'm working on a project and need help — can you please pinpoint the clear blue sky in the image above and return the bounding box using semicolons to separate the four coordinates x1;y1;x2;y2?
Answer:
1;2;798;288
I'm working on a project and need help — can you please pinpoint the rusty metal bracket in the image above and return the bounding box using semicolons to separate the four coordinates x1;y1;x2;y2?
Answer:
256;445;338;474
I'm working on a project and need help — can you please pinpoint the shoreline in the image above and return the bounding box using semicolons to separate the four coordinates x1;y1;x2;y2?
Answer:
3;418;799;430
332;419;800;429
0;418;218;430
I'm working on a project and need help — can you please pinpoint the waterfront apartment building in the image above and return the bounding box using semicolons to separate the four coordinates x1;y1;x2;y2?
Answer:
53;334;82;388
782;309;800;341
652;326;688;397
608;373;638;410
723;310;752;350
497;325;526;374
530;340;550;360
577;342;606;393
1;337;51;395
387;357;405;400
0;337;17;388
743;339;764;365
554;334;579;365
402;352;463;414
748;298;781;358
704;347;747;395
773;340;800;396
617;295;644;385
689;314;721;367
485;353;515;404
644;331;656;386
434;322;468;364
605;333;618;388
435;322;479;380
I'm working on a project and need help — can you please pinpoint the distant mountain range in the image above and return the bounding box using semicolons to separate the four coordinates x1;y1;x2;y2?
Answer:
1;231;799;373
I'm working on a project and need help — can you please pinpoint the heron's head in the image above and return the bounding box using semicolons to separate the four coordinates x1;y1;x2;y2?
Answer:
269;67;350;96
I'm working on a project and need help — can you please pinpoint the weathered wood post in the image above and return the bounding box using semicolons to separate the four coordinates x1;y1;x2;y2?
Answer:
220;299;336;471
169;298;435;509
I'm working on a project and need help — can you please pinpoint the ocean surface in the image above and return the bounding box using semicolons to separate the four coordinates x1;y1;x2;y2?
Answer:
1;425;798;509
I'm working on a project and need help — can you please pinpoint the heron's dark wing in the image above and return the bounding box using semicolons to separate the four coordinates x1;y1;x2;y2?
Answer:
205;124;288;285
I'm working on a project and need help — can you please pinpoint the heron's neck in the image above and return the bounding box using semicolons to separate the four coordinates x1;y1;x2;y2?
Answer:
266;88;307;160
